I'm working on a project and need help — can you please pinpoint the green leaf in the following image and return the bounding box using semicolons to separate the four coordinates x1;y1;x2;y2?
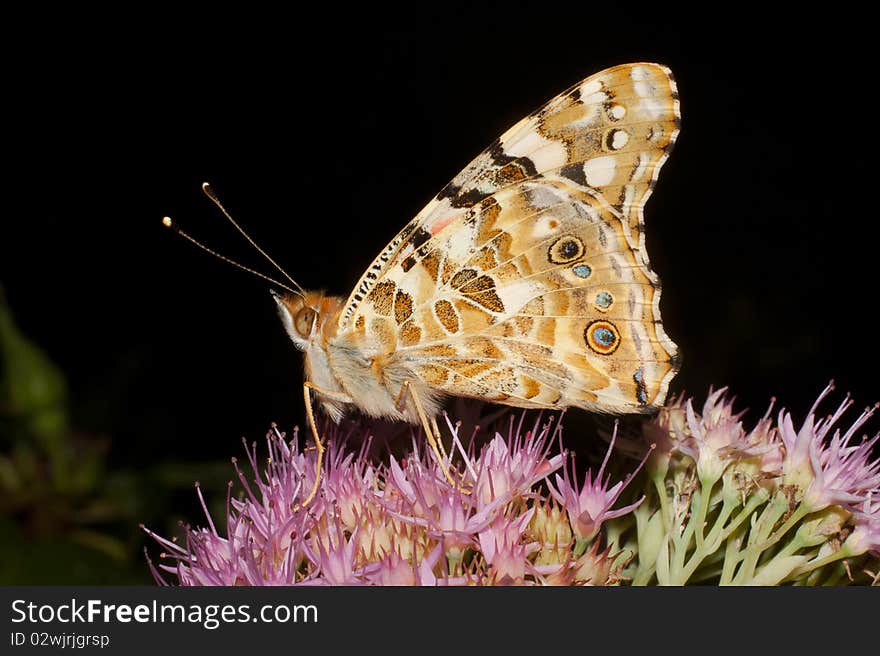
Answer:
0;293;70;463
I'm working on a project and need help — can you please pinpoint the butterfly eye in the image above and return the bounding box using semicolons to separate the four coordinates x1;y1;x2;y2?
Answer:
294;307;317;337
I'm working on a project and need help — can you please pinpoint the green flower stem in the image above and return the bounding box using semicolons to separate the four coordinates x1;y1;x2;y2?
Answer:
819;562;849;586
720;522;746;584
692;473;719;550
668;490;709;582
766;532;805;561
654;532;672;585
714;487;769;545
651;469;671;532
645;478;775;585
749;525;824;585
731;493;791;584
689;559;725;583
789;543;857;580
760;503;811;552
631;504;664;585
679;494;738;582
701;495;739;552
670;490;702;577
803;565;822;586
631;565;653;586
765;513;831;568
603;518;627;556
669;471;723;579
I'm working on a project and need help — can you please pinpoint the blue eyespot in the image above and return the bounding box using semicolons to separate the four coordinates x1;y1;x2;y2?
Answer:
595;291;613;308
584;320;619;354
573;264;592;279
593;327;615;347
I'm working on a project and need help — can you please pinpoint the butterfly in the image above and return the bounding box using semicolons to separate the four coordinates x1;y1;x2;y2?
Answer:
166;62;681;505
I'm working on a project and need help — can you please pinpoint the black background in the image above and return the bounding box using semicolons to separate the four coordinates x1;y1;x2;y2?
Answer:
4;10;878;490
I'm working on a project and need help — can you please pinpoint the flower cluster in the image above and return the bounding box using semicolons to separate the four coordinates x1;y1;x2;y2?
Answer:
144;383;880;585
612;384;880;585
143;414;641;585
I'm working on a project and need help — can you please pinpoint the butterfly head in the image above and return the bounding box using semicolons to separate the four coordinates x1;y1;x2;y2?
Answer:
272;290;342;350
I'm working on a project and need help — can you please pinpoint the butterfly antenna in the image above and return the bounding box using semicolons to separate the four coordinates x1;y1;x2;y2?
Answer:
201;182;307;297
161;216;303;296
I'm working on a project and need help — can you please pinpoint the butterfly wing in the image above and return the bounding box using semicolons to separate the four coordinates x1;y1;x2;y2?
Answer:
338;63;680;412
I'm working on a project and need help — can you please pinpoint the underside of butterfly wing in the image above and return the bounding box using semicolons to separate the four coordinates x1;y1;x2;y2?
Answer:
344;179;677;413
335;62;680;415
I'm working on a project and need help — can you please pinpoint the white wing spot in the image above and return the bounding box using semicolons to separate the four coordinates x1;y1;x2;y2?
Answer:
640;97;666;118
631;66;651;81
583;156;616;187
532;213;561;239
634;80;654;97
609;103;626;120
581;91;608;106
497;280;543;317
446;221;475;261
579;79;602;98
529;141;569;171
502;129;566;170
610;130;629;150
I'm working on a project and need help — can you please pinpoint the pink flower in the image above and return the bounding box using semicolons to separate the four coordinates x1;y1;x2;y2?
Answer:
679;388;778;481
547;424;648;543
779;383;880;511
144;386;878;587
384;456;496;558
847;493;880;557
322;441;376;531
363;544;445;586
466;414;566;506
477;510;537;584
144;426;319;586
144;413;584;585
302;520;363;585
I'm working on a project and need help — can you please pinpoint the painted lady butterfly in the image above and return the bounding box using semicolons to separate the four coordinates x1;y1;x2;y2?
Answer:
167;62;681;504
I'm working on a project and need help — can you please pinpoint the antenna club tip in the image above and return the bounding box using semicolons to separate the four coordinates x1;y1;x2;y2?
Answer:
201;182;219;201
162;216;174;228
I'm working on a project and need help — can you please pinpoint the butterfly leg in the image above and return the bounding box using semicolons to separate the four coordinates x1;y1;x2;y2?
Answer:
396;381;452;463
399;382;465;490
300;381;353;508
393;381;448;464
429;415;449;462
